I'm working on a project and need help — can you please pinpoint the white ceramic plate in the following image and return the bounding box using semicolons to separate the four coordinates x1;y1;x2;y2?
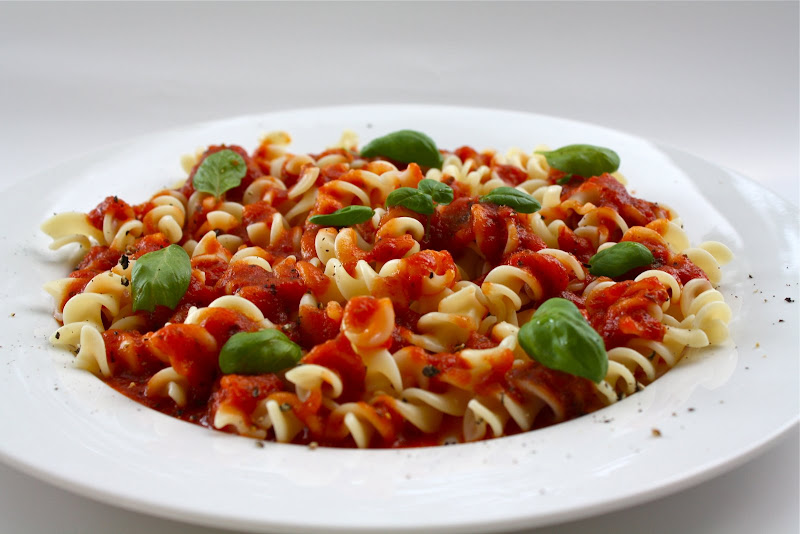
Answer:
0;105;797;534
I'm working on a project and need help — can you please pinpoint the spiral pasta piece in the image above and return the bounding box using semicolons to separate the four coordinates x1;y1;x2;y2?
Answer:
252;399;305;443
684;244;731;285
426;157;492;196
410;284;488;352
49;271;132;348
185;295;276;329
142;193;186;243
286;364;344;401
146;367;190;407
74;325;112;377
41;212;105;249
323;259;396;301
480;265;543;324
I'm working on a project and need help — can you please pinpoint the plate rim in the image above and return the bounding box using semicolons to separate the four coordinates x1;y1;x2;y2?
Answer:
1;104;797;533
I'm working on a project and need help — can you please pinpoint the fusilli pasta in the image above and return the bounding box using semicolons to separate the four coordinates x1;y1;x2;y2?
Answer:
41;131;734;448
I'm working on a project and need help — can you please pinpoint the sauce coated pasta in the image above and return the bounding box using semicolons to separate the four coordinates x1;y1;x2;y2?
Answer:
42;130;733;448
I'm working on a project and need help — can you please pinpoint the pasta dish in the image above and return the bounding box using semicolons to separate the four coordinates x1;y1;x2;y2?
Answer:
41;129;733;448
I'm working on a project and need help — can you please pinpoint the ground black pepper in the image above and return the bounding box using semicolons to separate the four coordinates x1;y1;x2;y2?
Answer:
422;365;441;378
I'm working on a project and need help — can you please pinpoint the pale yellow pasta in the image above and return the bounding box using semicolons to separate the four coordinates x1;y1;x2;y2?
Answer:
530;184;563;209
528;213;567;248
213;403;266;440
252;399;304;443
185;295;275;329
480;265;543;325
146;367;190;407
142;193;186;243
410;284;489;352
72;325;111;377
283;189;318;223
41;212;105;247
377;396;443;434
242;176;287;205
230;246;273;272
463;396;509;442
285;364;344;401
48;271;132;349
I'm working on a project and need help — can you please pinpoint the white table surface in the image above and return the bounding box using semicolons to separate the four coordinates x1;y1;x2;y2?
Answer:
1;2;797;533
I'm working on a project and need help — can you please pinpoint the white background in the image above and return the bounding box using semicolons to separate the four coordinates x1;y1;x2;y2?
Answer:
0;2;797;533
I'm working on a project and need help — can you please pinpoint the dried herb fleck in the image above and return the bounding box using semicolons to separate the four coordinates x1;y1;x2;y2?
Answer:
422;365;441;378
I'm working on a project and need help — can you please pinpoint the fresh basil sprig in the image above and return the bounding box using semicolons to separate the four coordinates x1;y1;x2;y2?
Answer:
131;244;191;312
309;205;375;227
518;298;608;383
386;187;434;215
218;329;302;374
386;178;453;215
588;242;654;277
361;129;444;169
418;178;454;205
193;149;247;198
480;186;541;213
537;144;620;178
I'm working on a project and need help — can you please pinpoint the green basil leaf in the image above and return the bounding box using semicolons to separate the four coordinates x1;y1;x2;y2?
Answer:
537;144;620;178
417;179;454;205
480;186;541;213
219;329;302;374
360;129;444;169
193;149;247;198
309;205;375;227
556;174;573;185
589;242;655;277
131;244;191;312
518;298;608;383
386;187;435;215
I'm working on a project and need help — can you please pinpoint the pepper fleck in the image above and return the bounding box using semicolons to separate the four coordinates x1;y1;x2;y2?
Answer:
422;365;441;378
